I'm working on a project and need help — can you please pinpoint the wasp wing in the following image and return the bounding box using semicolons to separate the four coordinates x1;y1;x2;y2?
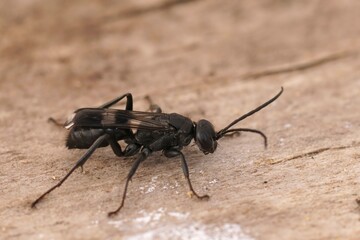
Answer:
66;108;172;131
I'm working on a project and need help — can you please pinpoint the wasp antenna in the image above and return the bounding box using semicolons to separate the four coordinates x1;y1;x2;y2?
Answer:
218;128;268;148
217;87;283;139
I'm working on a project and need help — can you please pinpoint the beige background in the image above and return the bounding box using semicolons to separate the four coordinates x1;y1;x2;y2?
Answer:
1;0;360;239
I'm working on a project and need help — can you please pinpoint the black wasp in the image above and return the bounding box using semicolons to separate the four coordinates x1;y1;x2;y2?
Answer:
31;87;283;216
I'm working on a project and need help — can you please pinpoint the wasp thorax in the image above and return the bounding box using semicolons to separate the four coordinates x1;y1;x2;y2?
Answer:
195;119;217;154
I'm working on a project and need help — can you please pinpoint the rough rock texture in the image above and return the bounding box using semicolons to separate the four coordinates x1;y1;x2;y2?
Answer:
1;0;359;239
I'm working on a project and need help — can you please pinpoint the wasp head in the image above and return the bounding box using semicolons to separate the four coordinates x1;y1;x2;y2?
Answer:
194;119;218;154
194;87;284;154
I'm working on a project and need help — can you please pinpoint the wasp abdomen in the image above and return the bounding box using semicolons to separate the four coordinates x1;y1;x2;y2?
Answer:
66;128;109;149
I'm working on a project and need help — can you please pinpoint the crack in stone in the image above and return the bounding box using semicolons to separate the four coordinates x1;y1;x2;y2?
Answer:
268;141;360;165
103;0;200;22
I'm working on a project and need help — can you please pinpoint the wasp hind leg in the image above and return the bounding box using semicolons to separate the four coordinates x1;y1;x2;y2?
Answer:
144;95;162;113
31;134;112;208
99;93;133;110
48;117;65;127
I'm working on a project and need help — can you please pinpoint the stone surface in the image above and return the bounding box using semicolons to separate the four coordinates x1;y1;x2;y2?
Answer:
1;0;359;239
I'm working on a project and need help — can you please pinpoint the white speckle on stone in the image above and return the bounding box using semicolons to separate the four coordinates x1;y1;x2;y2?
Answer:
140;176;159;194
209;178;219;184
145;186;155;193
126;222;254;240
108;208;253;240
344;121;352;129
133;208;166;225
133;214;153;225
108;219;125;229
167;211;189;220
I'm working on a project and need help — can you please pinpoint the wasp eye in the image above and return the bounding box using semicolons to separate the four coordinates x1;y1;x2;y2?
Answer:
195;119;217;154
